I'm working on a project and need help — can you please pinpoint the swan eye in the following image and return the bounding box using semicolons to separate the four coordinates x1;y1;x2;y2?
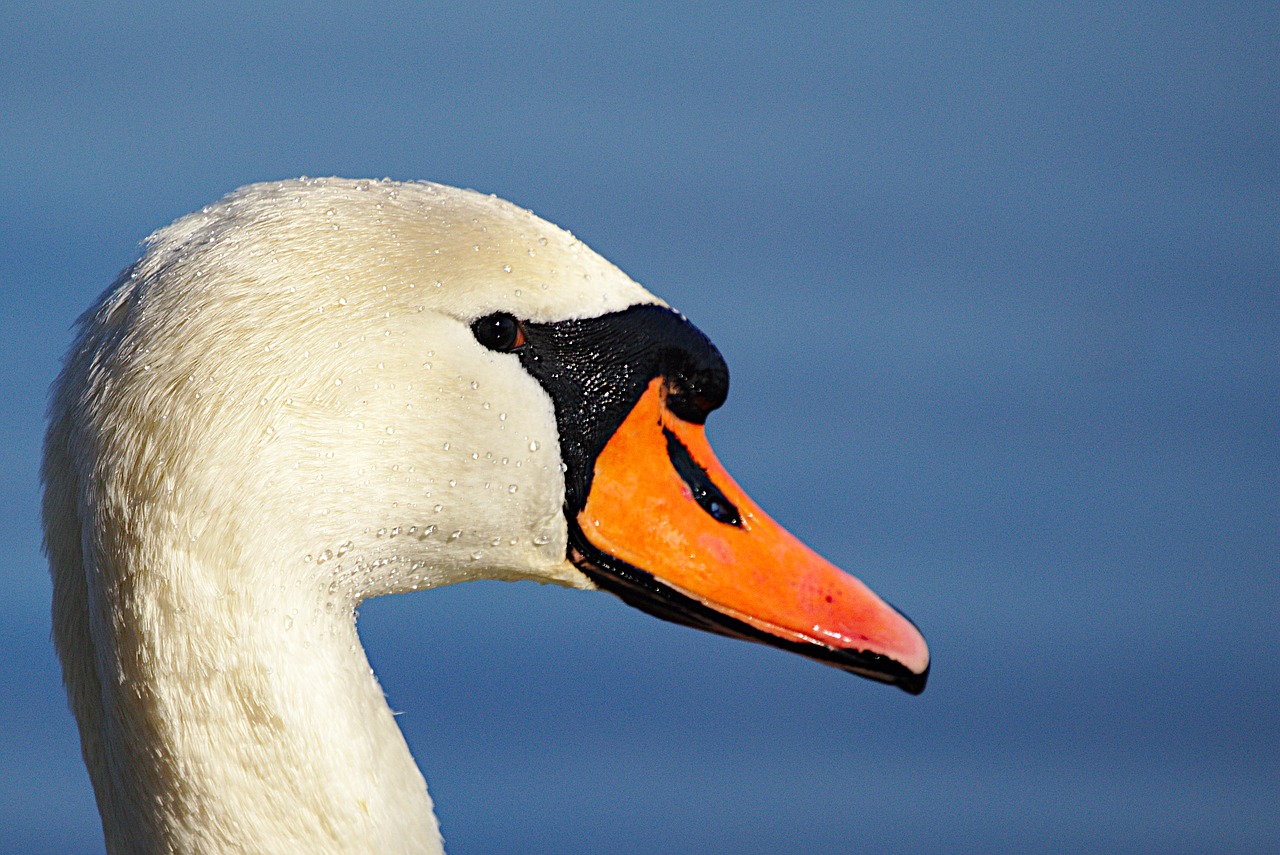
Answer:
471;313;527;352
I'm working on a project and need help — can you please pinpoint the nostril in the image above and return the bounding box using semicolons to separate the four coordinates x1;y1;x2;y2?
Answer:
662;426;741;527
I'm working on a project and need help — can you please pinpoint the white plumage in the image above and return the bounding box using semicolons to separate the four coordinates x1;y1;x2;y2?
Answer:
44;178;663;853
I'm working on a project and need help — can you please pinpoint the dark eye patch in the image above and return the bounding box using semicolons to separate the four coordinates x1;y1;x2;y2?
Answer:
513;304;729;515
662;427;742;527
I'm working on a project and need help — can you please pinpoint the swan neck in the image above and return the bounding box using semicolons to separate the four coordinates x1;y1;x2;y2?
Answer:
90;554;444;855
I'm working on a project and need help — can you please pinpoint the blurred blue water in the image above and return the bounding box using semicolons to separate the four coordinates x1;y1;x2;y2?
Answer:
3;3;1276;853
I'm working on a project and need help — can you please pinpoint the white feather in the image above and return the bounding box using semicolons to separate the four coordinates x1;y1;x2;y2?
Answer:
43;178;663;854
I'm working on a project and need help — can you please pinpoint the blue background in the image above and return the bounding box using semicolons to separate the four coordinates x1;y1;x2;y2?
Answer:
2;3;1276;853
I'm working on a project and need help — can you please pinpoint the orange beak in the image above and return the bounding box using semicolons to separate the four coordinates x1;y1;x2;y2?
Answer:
569;378;929;693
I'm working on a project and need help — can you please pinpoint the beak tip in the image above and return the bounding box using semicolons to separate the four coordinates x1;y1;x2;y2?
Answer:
899;663;929;695
884;604;930;693
838;646;929;695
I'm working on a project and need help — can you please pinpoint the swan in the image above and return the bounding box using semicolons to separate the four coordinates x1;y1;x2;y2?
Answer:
42;177;929;854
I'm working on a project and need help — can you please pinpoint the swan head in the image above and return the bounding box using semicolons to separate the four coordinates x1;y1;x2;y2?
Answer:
52;177;927;696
